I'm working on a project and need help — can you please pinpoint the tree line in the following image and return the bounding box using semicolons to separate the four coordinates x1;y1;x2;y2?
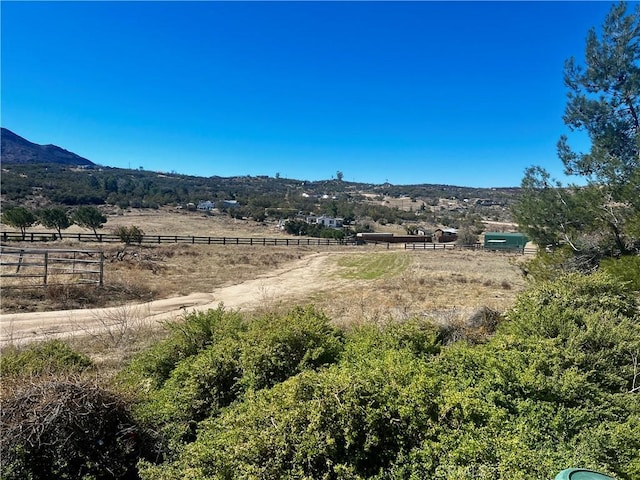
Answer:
1;205;107;240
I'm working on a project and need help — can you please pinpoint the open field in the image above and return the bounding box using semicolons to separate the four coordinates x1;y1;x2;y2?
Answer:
1;209;528;351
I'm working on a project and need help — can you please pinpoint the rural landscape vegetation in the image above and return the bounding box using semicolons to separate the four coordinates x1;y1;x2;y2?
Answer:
1;2;640;480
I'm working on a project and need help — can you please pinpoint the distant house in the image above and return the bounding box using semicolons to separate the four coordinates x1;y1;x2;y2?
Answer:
296;214;344;229
315;216;344;228
197;200;215;211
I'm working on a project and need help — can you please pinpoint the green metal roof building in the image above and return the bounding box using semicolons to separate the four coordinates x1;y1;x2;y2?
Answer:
483;232;529;251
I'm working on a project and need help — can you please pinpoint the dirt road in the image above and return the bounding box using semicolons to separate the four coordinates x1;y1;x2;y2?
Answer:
0;253;344;346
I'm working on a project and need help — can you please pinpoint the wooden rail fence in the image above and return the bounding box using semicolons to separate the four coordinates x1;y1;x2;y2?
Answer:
0;246;104;288
0;231;350;246
1;231;537;255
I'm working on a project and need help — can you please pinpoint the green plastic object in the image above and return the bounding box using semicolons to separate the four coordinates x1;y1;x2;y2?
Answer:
555;468;616;480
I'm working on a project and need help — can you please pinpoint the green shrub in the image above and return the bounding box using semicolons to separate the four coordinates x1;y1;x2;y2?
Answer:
139;349;438;480
129;279;640;479
134;338;244;453
341;318;442;363
239;305;344;391
0;340;92;378
600;255;640;291
119;306;245;391
128;306;344;458
504;273;640;392
518;246;578;282
114;225;145;245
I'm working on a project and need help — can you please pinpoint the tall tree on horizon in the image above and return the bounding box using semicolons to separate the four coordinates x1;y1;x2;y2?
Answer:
515;1;640;256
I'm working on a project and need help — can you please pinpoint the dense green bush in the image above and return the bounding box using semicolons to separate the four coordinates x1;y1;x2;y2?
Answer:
119;306;246;391
114;225;145;245
8;273;640;480
132;275;639;479
0;340;92;378
600;255;640;291
340;319;442;363
504;272;640;393
139;349;439;480
125;306;344;458
239;306;344;391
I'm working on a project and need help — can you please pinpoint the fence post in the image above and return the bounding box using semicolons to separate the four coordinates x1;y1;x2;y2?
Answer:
15;249;24;273
43;251;48;286
99;251;104;286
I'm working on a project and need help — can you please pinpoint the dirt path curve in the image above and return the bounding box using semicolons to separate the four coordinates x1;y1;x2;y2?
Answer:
1;252;346;346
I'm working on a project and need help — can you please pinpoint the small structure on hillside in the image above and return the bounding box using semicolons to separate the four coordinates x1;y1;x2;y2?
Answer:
222;200;239;209
434;228;458;243
483;232;529;251
197;200;216;211
315;215;344;228
303;215;344;229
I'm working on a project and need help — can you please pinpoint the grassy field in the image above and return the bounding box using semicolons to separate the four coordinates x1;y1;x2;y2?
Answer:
313;249;525;330
335;251;411;279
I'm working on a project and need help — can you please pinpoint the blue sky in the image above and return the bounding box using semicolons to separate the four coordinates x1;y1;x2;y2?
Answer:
1;1;615;187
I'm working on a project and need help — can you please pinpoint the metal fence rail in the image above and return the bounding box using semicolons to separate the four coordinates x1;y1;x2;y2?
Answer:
0;246;104;287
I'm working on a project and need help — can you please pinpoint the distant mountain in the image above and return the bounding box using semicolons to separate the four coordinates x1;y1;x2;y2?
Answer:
1;128;95;166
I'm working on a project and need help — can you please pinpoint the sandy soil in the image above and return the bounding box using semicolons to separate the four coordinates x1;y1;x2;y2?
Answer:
0;252;347;346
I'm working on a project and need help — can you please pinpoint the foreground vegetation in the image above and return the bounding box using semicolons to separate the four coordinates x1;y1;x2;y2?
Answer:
2;270;638;479
1;3;638;479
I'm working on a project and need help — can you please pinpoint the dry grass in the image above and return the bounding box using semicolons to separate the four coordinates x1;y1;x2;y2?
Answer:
311;249;526;330
0;242;319;313
95;206;289;237
1;241;526;322
1;211;529;370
